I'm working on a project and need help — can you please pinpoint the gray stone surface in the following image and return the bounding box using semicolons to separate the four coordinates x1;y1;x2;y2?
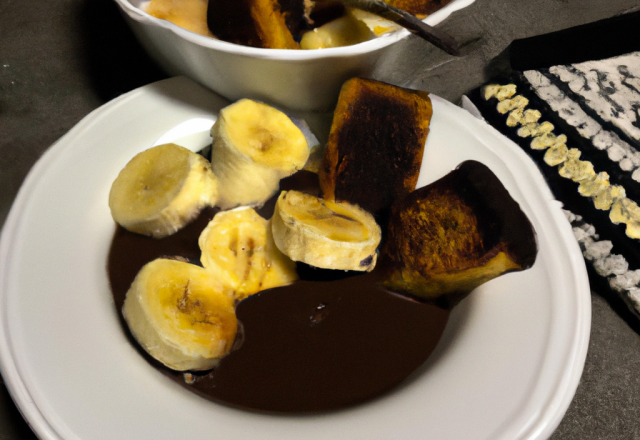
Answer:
2;0;640;438
552;292;640;439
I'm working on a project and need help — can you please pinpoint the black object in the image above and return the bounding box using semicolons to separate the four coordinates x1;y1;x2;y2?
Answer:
509;10;640;70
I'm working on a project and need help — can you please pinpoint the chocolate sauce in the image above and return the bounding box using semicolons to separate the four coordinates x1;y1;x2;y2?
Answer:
107;171;449;413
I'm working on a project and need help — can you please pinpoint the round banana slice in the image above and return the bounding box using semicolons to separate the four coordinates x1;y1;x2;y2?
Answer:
109;143;218;238
271;190;381;271
199;207;297;301
122;258;237;371
210;99;310;209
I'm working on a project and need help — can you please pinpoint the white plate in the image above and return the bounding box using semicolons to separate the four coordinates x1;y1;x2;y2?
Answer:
0;77;590;440
114;0;475;111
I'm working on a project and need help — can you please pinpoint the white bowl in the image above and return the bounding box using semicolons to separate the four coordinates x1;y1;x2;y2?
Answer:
113;0;475;110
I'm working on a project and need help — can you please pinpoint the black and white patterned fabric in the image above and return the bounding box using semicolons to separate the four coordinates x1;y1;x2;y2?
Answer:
465;51;640;321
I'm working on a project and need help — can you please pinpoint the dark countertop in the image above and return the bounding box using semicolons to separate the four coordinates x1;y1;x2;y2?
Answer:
2;0;640;438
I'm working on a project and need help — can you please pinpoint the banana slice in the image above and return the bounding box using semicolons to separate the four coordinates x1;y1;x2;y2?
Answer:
210;99;310;209
122;258;237;371
261;218;298;290
349;9;401;36
300;11;374;49
271;190;381;271
109;143;218;238
199;207;297;301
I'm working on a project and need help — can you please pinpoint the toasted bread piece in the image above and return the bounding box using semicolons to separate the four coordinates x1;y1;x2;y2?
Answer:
319;78;432;219
379;161;538;308
207;0;299;48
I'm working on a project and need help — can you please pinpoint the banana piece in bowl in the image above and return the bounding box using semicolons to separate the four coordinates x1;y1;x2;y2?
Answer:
109;143;218;238
271;190;381;271
144;0;214;38
122;258;238;371
198;207;298;301
300;10;374;49
210;99;310;209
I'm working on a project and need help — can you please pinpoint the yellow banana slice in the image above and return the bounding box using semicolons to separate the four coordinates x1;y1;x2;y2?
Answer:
122;258;237;371
210;99;310;209
261;218;298;290
198;207;297;301
109;143;218;238
271;190;381;271
300;11;374;50
349;9;401;36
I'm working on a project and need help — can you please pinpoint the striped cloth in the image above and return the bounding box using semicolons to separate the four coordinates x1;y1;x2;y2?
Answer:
465;51;640;320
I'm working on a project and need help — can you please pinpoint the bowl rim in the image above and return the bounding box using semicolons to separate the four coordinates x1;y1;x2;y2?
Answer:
113;0;476;59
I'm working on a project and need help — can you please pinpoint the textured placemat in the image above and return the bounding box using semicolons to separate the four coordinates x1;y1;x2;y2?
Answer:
464;14;640;322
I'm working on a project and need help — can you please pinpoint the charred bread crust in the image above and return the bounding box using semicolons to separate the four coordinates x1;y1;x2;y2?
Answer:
378;160;538;308
319;77;432;220
207;0;299;48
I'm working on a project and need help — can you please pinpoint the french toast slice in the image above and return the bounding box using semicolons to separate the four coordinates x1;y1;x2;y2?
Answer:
319;77;432;219
378;160;538;308
207;0;299;48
